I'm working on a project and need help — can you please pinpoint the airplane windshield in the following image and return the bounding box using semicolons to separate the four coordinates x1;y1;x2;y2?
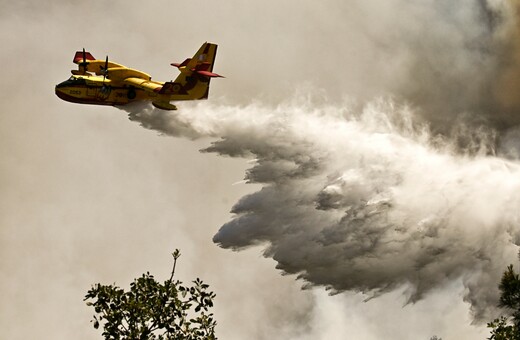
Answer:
56;76;87;88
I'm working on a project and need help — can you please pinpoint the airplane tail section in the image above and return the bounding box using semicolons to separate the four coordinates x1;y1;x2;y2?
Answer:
168;42;223;100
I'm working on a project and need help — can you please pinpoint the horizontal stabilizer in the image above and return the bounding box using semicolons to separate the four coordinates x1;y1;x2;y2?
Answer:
171;61;223;78
196;70;223;78
171;58;191;68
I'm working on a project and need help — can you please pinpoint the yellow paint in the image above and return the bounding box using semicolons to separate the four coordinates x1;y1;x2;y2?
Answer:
55;42;221;110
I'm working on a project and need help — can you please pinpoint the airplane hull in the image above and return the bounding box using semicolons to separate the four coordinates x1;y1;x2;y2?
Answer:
56;43;221;111
55;85;182;110
55;82;150;107
55;88;122;106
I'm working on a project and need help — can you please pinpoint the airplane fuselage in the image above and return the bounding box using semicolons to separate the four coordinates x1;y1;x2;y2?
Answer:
55;75;162;107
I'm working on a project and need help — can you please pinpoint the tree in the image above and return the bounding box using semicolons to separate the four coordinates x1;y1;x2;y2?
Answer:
488;316;519;340
488;265;520;340
84;250;217;340
499;265;520;327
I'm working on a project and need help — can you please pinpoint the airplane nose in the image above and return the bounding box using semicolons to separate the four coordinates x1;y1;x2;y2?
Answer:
55;80;70;88
55;87;72;102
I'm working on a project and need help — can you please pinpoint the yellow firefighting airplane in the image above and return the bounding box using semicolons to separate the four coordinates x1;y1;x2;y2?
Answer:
55;42;222;110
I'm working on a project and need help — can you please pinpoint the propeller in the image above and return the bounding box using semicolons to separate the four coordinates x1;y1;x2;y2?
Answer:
100;55;110;94
101;55;109;82
78;48;88;73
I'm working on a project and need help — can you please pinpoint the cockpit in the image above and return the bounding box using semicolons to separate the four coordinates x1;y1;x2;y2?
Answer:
56;76;87;88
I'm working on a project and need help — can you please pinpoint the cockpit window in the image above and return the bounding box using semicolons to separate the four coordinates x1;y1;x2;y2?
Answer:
56;76;87;88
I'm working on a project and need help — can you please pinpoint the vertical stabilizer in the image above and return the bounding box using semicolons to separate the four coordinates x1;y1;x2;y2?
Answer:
168;42;222;100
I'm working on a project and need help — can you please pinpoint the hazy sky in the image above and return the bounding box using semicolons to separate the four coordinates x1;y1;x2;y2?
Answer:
2;1;520;339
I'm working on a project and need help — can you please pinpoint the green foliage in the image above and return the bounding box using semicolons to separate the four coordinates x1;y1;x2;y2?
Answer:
500;265;520;327
85;250;217;340
488;264;520;339
488;316;520;340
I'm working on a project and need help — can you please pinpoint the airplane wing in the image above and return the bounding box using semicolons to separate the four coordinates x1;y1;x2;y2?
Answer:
123;77;163;92
103;68;163;92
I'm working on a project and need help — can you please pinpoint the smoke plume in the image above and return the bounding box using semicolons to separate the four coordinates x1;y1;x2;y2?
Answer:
123;0;520;323
344;0;520;133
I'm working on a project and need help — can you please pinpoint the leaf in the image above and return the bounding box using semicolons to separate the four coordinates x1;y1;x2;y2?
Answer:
85;249;217;339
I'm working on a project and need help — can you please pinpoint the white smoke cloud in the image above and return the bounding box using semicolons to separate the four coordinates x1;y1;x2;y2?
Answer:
122;92;520;322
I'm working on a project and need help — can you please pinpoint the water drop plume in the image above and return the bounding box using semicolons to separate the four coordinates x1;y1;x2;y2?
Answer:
122;94;520;321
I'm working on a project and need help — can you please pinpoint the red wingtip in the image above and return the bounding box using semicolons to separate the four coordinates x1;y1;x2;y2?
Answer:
73;51;95;63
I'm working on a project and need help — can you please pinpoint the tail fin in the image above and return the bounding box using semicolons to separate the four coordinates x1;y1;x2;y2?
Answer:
169;42;222;100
